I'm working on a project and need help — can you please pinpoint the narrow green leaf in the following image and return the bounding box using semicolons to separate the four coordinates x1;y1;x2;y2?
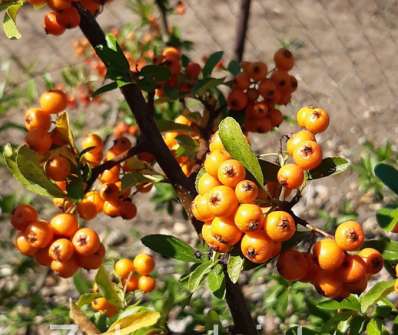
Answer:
16;146;64;198
376;205;398;232
192;77;224;95
307;157;350;180
360;280;394;313
202;51;223;77
92;82;118;97
317;295;360;312
73;270;91;294
227;60;241;76
67;178;85;201
366;319;383;335
141;234;199;263
3;2;22;39
76;293;100;308
188;261;214;292
227;255;244;283
219;117;264;186
95;266;123;308
374;163;398;195
207;264;225;298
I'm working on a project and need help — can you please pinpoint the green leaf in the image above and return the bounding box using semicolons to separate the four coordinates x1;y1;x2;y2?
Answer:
317;295;360;312
141;234;199;262
227;60;241;76
16;146;65;198
140;64;170;82
192;78;224;95
76;293;100;308
73;270;91;294
92;82;118;97
95;266;123;308
3;1;22;40
202;51;223;77
366;319;383;335
374;163;398;195
175;135;197;159
349;315;367;335
121;173;149;189
360;280;394;313
188;261;214;292
105;310;160;335
376;205;398;232
194;168;206;193
67;178;85;201
55;112;75;149
227;255;244;283
307;157;350;180
207;264;225;298
219;117;264;186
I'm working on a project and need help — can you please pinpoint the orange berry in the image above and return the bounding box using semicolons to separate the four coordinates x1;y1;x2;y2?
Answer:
258;79;277;103
304;108;329;134
204;150;231;177
292;140;323;170
202;223;231;253
315;269;343;298
162;47;181;61
138;275;156;293
84;191;104;213
24;108;51;132
339;255;367;283
227;89;248;111
25;129;52;154
241;232;280;264
103;200;121;217
100;165;120;184
120;200;137;220
270;108;283;127
24;221;54;249
234;204;264;233
217;159;246;188
15;233;38;256
11;204;38;231
49;238;75;261
124;276;139;292
44;12;65;36
246;88;259;101
274;48;294;71
296;106;313;127
277;249;309;281
100;183;120;203
345;276;368;295
335;221;365;251
208;185;239;218
248;62;267;81
265;211;296;242
211;216;242;245
58;8;80;29
313;239;345;271
77;199;98;221
47;0;71;10
78;243;105;270
209;132;225;152
45;155;71;181
234;72;251;90
91;297;109;311
72;228;100;256
50;258;79;278
235;180;258;203
186;62;201;79
358;248;384;274
39;90;68;114
114;258;135;279
35;247;52;266
80;0;100;15
133;254;155;275
277;164;304;189
82;133;104;155
286;130;316;156
50;213;78;238
197;173;221;195
110;136;132;155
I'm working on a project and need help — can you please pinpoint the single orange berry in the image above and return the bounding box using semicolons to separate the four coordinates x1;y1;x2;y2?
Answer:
51;258;79;278
217;159;246;188
265;211;296;242
138;275;156;293
241;232;279;264
24;220;54;249
197;173;220;195
191;194;214;222
49;238;75;261
39;90;68;114
208;185;239;218
277;249;309;281
339;254;367;283
304;108;329;134
11;204;38;231
15;233;38;256
277;164;304;189
45;155;71;181
71;228;100;256
50;213;78;238
211;216;242;245
25;129;52;154
235;180;258;203
286;130;316;156
274;48;294;71
234;204;264;233
114;258;134;279
292;140;323;170
204;150;231;177
358;248;384;274
133;254;155;275
335;221;365;251
77;199;98;221
24;108;51;132
58;8;80;29
313;239;345;271
44;12;65;36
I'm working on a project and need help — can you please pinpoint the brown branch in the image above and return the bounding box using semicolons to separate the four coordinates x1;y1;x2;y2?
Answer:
234;0;252;62
289;211;334;238
154;0;170;35
76;6;257;334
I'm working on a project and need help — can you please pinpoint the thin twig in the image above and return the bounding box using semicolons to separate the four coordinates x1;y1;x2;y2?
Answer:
234;0;252;62
290;212;334;238
154;0;170;36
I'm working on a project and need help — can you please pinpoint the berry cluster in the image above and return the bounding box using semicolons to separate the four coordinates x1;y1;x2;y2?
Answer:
277;223;383;299
12;206;104;278
91;254;156;317
227;48;297;133
155;47;202;97
277;106;329;190
27;0;110;36
192;132;286;259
